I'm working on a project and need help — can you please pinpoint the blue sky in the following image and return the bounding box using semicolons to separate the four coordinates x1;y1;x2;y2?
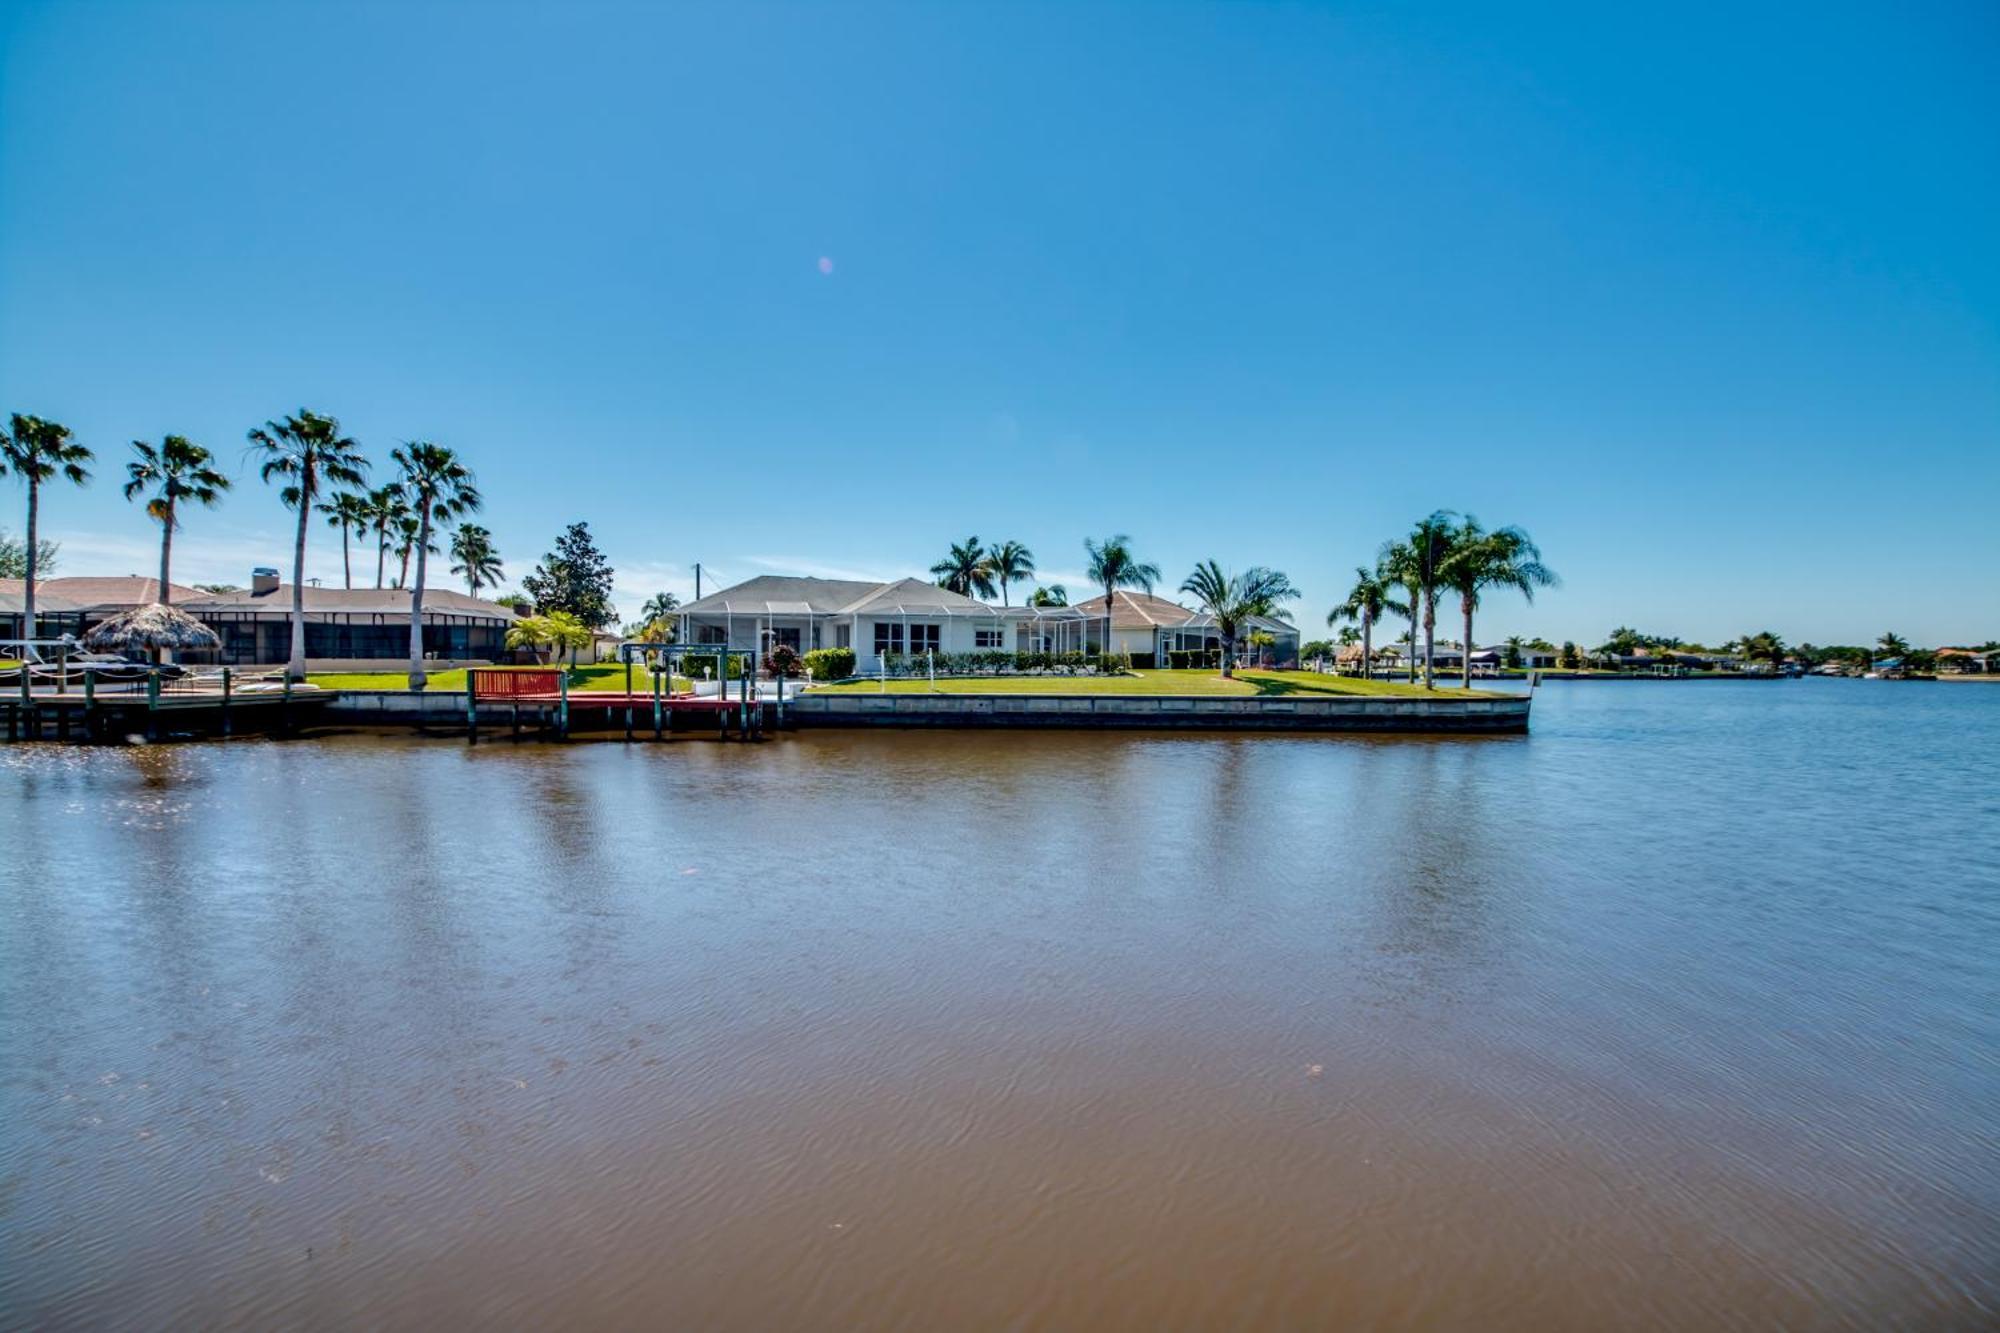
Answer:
2;1;1995;646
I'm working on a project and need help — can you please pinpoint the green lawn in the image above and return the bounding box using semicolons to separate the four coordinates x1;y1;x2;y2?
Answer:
810;668;1507;699
307;665;691;693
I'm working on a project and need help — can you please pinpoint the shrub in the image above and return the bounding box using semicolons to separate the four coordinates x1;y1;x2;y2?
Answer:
803;647;856;680
764;643;802;678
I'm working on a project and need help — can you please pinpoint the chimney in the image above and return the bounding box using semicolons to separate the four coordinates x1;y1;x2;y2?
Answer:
251;567;280;595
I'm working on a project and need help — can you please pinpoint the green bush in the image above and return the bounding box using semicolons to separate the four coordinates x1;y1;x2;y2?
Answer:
803;647;856;680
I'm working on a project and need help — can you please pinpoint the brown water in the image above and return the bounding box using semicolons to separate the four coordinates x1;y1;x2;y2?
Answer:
3;681;1997;1329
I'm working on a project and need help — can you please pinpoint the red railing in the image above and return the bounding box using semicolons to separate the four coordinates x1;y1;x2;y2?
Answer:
470;668;563;699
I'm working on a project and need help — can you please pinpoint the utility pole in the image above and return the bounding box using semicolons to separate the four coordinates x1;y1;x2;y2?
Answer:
695;563;702;600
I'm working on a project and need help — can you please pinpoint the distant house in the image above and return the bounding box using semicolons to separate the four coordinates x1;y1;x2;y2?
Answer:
1936;648;1995;675
675;575;1091;662
1070;590;1300;668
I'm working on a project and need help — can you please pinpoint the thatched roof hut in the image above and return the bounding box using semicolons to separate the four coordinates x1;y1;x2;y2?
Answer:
83;602;220;654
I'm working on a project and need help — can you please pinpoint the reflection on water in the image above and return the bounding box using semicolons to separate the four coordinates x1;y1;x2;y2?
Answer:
2;681;1997;1329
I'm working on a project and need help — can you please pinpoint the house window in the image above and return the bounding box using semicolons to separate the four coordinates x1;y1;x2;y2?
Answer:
873;622;904;655
836;622;851;648
974;628;1003;649
909;624;940;654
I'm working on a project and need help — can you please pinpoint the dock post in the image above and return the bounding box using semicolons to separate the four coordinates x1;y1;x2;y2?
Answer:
467;673;478;744
624;657;634;740
19;658;32;738
146;670;161;743
220;667;232;737
56;642;68;695
652;664;663;739
82;667;95;742
281;673;292;739
559;670;570;739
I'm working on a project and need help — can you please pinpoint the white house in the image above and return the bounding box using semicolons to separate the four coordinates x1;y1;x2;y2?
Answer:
1070;590;1301;668
676;575;1090;663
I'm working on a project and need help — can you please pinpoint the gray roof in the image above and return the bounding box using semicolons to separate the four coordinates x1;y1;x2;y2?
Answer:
832;577;998;617
182;584;514;620
678;575;881;617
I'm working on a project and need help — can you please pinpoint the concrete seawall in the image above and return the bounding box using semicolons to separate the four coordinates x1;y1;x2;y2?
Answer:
321;690;473;726
789;692;1530;733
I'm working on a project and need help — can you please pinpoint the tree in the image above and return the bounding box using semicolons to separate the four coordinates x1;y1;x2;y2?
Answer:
930;536;995;598
521;522;617;630
1084;535;1159;658
1376;540;1424;683
391;442;481;690
640;591;681;623
505;610;593;666
1386;510;1460;689
450;523;504;598
1329;563;1405;680
1876;631;1910;658
391;513;438;589
0;529;59;580
985;539;1035;607
247;409;368;680
1027;584;1068;607
2;414;92;644
1438;517;1558;688
1735;631;1786;668
124;435;230;607
1336;625;1360;647
361;484;408;589
1503;635;1525;669
1178;561;1298;678
1559;640;1581;669
317;491;372;589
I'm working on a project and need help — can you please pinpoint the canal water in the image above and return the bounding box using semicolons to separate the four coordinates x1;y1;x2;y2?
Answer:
2;680;1996;1328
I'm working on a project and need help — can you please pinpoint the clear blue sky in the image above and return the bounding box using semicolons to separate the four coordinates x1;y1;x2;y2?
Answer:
3;1;1995;646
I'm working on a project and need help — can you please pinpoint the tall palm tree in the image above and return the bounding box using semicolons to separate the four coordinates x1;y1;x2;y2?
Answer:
1329;563;1406;680
1438;517;1558;688
392;442;481;689
1377;540;1424;683
361;483;408;589
246;409;367;680
1399;510;1461;689
1084;534;1159;659
1178;561;1299;678
1027;584;1068;607
124;435;230;606
640;590;680;623
930;537;995;598
985;539;1035;607
317;490;372;589
1876;631;1910;658
450;523;504;598
1;414;92;645
392;512;440;589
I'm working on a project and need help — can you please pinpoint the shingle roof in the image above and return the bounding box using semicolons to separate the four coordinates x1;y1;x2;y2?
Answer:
1069;589;1197;628
181;584;514;619
0;576;201;612
678;575;882;617
832;577;996;617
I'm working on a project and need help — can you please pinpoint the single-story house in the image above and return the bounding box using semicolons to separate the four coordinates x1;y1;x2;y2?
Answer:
177;568;517;667
2;576;201;645
675;575;1091;663
1069;590;1300;669
1937;649;1995;674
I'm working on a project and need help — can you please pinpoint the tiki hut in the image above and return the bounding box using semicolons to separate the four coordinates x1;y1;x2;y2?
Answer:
83;602;221;659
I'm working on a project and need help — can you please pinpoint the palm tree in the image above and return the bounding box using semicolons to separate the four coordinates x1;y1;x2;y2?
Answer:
361;483;408;589
1027;584;1068;607
1178;561;1299;678
124;435;231;607
1438;517;1558;688
1377;540;1424;683
1329;564;1405;680
247;409;367;680
1;414;92;645
640;590;681;623
317;490;372;589
985;539;1035;607
391;442;481;690
1877;631;1910;658
1084;534;1159;659
930;537;996;598
1395;510;1461;689
1735;630;1787;668
450;523;504;598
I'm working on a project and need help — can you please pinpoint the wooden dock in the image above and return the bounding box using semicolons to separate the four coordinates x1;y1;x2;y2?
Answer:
3;683;338;742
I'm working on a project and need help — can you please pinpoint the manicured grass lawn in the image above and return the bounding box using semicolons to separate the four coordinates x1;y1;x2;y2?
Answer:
307;665;691;693
811;669;1507;699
